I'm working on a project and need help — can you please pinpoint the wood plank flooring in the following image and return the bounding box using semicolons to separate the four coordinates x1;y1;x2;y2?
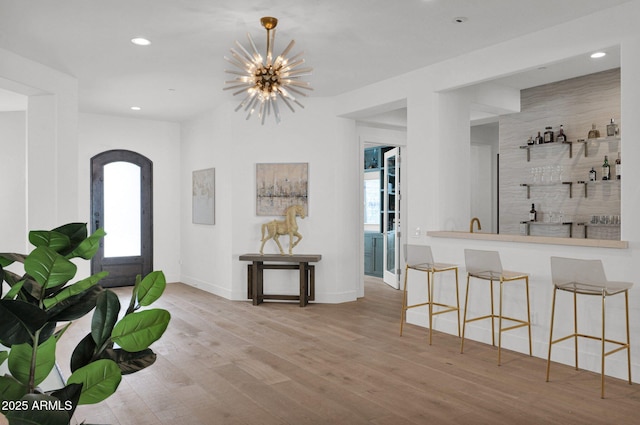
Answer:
56;277;640;425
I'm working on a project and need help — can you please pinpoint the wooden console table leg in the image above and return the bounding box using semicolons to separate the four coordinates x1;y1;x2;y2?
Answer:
299;262;309;307
252;261;264;305
309;265;315;301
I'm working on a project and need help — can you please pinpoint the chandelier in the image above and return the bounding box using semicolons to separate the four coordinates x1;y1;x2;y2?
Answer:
224;17;313;124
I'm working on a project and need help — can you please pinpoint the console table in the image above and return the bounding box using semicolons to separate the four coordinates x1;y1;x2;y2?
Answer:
239;254;322;307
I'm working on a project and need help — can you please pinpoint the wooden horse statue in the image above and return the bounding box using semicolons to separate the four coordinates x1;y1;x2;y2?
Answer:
260;204;306;255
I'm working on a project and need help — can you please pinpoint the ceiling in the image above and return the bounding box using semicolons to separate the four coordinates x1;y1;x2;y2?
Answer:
0;0;631;122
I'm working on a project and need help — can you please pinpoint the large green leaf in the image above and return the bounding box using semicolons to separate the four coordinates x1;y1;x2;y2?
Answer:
24;246;77;289
0;375;27;406
2;279;24;300
65;228;106;260
111;309;171;352
92;290;120;348
137;271;166;307
48;383;83;420
70;333;97;373
4;393;72;425
8;336;57;387
43;271;109;309
0;300;48;346
0;252;27;267
102;348;157;375
0;350;7;365
28;230;71;252
52;222;87;245
45;284;103;322
67;359;122;405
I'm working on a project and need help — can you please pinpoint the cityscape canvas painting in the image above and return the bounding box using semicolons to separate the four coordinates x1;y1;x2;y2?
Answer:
256;163;308;216
192;168;215;225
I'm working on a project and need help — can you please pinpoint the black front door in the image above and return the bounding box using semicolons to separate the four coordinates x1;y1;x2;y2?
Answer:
91;150;153;287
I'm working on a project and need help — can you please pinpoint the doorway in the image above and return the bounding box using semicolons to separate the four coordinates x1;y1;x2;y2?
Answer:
363;144;402;290
91;150;153;287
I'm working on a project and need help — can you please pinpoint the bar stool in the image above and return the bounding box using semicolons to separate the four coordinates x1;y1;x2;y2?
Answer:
400;245;460;345
546;257;633;398
461;249;532;365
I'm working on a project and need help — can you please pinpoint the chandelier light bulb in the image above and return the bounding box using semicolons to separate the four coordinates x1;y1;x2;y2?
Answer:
223;17;313;124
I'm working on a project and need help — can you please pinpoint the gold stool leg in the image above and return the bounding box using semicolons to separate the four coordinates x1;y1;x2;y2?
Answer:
525;276;532;356
573;292;579;370
625;291;632;385
498;279;504;366
460;274;471;354
427;271;433;345
546;287;558;382
601;293;606;399
454;267;461;338
490;279;496;347
400;265;410;336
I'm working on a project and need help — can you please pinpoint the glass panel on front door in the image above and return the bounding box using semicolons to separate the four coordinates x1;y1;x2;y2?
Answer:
103;161;141;257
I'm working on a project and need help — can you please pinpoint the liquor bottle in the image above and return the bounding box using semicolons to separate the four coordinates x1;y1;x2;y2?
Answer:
527;136;534;146
602;155;610;180
607;118;619;137
587;124;600;139
615;152;621;180
543;126;554;143
529;203;537;222
556;125;567;142
589;167;597;181
535;131;543;145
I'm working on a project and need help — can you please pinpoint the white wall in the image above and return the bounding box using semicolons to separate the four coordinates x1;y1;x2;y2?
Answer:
0;47;78;232
78;113;182;283
180;98;359;303
335;1;640;382
0;111;27;251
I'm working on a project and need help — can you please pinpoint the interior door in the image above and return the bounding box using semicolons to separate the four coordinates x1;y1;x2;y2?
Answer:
91;150;153;287
383;147;400;288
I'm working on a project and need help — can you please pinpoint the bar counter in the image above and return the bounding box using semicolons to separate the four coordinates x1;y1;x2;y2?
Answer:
427;231;628;249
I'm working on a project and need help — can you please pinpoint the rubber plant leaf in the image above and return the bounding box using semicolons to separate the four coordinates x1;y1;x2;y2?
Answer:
65;228;106;260
45;284;103;322
4;393;71;425
67;358;122;405
70;333;97;373
8;335;58;387
0;299;48;346
101;348;157;375
43;271;109;309
48;382;83;420
0;375;27;406
2;279;24;300
0;252;27;267
136;271;166;307
28;230;71;253
111;309;171;352
24;246;77;289
52;222;87;246
91;290;121;348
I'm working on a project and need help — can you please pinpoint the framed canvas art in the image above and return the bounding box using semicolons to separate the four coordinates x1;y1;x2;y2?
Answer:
192;167;215;224
256;162;308;216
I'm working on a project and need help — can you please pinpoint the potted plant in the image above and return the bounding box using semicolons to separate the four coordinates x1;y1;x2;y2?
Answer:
0;223;171;424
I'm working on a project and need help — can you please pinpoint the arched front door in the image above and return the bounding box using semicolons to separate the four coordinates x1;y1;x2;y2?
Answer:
91;150;153;287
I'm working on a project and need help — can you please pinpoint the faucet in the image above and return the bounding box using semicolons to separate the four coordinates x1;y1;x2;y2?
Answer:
470;217;481;233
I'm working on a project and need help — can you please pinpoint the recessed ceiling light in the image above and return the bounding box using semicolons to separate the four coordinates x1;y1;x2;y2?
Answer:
591;51;606;59
131;106;141;111
453;17;468;24
131;38;151;46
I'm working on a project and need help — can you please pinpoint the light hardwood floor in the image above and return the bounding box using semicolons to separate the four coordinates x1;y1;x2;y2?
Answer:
57;277;640;425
